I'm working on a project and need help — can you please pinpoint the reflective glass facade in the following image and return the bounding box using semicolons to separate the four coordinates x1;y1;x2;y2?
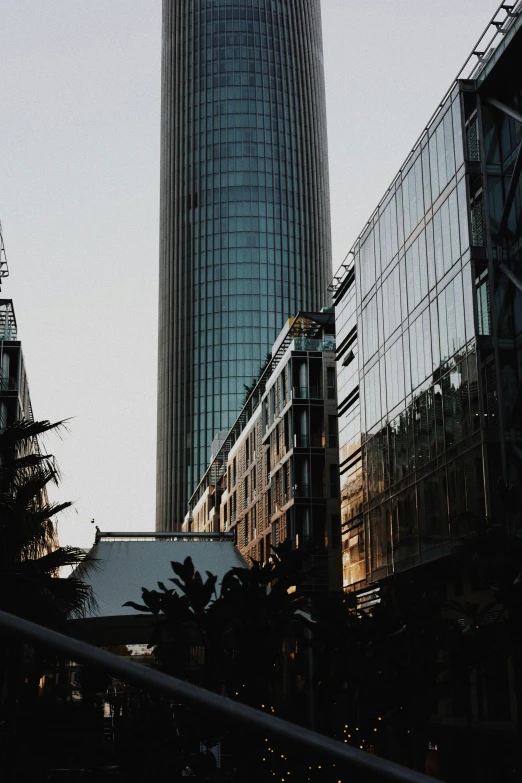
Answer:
157;0;331;530
335;84;486;589
336;13;522;591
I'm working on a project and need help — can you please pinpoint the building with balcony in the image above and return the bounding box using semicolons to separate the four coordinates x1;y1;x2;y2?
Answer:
332;4;522;592
187;311;341;593
0;299;34;430
157;0;332;531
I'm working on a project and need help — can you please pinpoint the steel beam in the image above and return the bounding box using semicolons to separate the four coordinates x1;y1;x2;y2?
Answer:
484;96;522;124
498;140;522;237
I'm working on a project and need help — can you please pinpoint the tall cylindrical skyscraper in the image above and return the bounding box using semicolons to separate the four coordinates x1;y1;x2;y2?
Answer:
157;0;331;530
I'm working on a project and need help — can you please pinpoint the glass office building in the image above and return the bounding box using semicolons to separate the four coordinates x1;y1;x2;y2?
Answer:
157;0;331;529
333;6;522;590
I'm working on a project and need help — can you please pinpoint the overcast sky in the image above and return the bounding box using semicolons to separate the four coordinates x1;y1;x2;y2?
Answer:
1;0;497;549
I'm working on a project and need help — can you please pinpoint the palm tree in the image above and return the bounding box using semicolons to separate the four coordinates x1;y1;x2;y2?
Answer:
0;417;95;623
0;417;96;735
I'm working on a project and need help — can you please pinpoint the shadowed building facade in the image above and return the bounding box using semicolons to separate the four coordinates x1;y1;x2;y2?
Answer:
157;0;331;530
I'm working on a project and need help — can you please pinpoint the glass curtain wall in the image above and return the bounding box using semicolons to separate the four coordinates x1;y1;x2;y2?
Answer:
337;85;487;588
158;0;331;529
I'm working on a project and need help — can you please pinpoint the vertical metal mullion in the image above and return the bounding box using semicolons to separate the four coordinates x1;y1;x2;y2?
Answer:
477;90;508;493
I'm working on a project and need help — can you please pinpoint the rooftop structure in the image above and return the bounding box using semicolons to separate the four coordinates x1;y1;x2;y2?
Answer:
0;223;10;290
70;532;247;645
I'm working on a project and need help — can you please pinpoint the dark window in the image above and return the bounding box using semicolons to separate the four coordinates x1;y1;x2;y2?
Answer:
331;514;341;549
327;367;336;400
328;414;337;448
329;464;339;498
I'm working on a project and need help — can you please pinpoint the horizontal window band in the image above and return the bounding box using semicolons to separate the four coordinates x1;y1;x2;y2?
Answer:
336;325;357;361
333;267;355;302
340;448;362;475
338;386;360;417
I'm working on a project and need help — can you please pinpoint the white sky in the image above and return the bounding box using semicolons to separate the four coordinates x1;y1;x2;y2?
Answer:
1;0;497;549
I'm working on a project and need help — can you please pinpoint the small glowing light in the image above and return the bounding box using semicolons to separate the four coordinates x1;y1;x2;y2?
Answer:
360;745;364;749
261;704;265;708
378;717;382;721
348;734;351;738
374;728;377;732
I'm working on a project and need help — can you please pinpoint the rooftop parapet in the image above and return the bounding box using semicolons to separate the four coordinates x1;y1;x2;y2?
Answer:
0;300;17;341
0;224;9;291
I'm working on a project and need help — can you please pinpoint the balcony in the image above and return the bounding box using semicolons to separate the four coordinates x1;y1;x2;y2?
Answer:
292;337;336;352
0;299;17;340
0;376;17;392
292;384;321;399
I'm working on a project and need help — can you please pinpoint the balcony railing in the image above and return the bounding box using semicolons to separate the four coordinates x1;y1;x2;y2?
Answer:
293;385;321;399
292;337;336;352
0;376;16;391
0;609;435;783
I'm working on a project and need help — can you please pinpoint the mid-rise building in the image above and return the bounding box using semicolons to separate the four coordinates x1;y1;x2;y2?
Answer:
187;312;341;592
332;5;522;593
157;0;332;530
0;299;34;431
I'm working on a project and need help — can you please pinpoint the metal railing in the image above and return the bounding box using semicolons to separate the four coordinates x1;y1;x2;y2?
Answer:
94;530;234;543
0;609;436;783
292;337;336;352
0;376;16;391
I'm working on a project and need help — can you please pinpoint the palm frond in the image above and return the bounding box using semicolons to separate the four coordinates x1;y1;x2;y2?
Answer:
0;418;71;452
25;546;92;575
